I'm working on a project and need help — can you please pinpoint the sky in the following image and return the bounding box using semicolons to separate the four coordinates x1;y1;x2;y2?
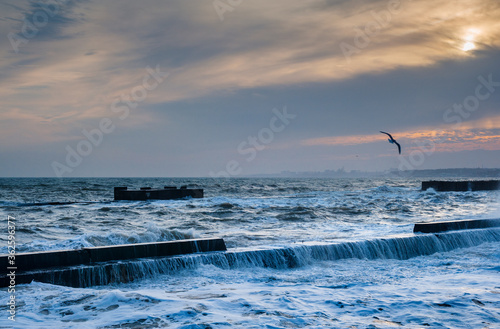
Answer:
1;0;500;177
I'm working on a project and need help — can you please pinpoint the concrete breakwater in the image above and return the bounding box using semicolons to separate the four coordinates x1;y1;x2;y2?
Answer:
0;238;226;287
422;180;500;192
1;219;499;288
414;218;500;233
114;186;204;201
1;228;499;288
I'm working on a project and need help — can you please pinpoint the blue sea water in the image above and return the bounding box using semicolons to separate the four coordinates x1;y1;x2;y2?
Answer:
0;177;499;328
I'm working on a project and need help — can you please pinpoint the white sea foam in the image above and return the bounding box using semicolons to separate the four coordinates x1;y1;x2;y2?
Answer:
2;241;498;328
0;177;499;328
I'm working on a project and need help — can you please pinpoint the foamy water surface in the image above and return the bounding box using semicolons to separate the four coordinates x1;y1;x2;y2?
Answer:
0;177;499;328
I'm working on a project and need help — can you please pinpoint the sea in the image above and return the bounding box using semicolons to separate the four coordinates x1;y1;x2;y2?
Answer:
0;177;499;328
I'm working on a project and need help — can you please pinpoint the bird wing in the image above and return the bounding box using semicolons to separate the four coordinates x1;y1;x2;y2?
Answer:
394;141;401;154
380;131;393;140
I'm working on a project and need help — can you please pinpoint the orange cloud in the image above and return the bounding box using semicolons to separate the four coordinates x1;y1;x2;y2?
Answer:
301;115;500;153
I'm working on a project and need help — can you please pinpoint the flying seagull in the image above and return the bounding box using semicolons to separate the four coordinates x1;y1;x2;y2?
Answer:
380;131;401;154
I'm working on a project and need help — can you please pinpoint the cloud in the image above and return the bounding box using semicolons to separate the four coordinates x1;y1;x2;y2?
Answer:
301;114;500;154
2;0;500;114
158;0;500;102
0;0;499;175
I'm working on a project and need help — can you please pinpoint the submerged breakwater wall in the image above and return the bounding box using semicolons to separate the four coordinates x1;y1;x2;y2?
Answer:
114;186;204;200
0;238;226;287
422;180;500;191
414;218;500;233
2;228;499;288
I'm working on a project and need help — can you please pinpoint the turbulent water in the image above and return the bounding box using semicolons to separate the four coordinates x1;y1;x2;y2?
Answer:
0;177;499;328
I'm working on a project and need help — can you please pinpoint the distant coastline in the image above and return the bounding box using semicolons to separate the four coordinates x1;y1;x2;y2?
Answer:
249;168;500;179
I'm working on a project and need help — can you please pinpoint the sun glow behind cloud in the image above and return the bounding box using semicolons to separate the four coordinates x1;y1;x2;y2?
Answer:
0;0;500;175
462;28;480;51
463;42;475;51
2;0;500;122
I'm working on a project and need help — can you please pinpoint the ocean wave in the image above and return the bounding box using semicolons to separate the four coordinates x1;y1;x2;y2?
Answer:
16;228;500;288
4;224;199;253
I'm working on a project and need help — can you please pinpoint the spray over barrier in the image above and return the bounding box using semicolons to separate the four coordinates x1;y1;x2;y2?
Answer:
2;228;499;288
